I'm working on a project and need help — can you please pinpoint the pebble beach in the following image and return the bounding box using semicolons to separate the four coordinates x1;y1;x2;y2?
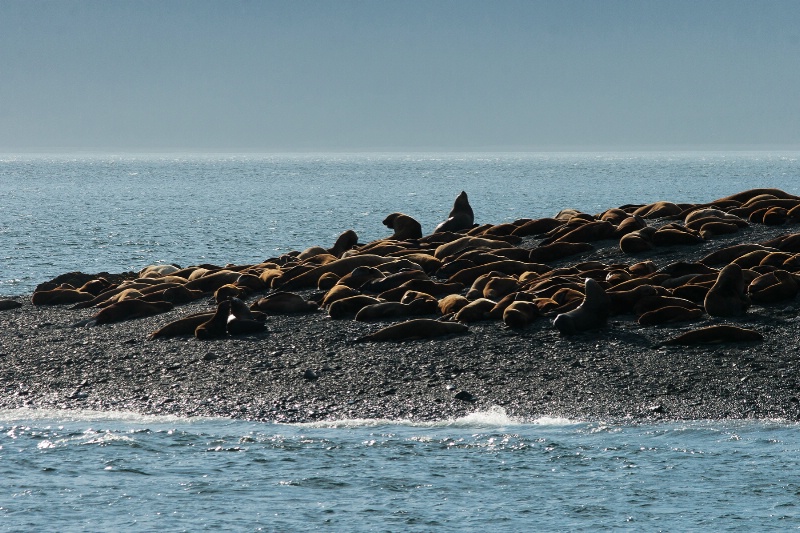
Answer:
3;211;800;424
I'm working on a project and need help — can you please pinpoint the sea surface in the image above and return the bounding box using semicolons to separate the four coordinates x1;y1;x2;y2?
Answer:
2;152;800;530
2;409;800;531
2;151;799;295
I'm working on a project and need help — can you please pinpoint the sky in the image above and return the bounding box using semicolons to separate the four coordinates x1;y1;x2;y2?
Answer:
1;0;799;152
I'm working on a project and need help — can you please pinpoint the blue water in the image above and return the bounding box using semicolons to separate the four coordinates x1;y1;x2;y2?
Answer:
2;409;800;531
3;152;800;530
1;151;798;295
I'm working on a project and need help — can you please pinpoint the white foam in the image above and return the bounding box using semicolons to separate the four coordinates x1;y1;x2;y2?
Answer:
295;407;583;429
0;408;220;425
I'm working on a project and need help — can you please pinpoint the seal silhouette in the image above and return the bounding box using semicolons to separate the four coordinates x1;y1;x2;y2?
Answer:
660;325;763;345
434;191;474;233
704;263;750;317
382;213;423;240
356;318;469;342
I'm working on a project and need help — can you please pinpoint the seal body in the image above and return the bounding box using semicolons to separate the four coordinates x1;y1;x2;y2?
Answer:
434;191;474;233
552;278;610;335
357;318;469;342
704;263;750;317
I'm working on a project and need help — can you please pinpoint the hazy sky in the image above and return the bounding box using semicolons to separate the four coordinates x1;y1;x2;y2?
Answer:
1;0;799;152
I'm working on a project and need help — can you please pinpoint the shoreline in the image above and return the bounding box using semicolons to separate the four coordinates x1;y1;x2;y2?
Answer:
4;219;800;424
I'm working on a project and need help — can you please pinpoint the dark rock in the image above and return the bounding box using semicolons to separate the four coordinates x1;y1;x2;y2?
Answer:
455;390;476;403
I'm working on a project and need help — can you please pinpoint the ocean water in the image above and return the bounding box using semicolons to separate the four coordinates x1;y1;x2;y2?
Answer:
1;151;798;295
2;152;800;530
1;409;800;531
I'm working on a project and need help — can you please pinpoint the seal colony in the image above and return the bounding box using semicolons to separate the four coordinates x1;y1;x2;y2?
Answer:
4;188;800;423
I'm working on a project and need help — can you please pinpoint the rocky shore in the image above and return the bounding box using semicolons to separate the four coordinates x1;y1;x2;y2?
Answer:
3;209;800;424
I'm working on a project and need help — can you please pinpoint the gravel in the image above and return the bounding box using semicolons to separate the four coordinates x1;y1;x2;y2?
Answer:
3;221;800;423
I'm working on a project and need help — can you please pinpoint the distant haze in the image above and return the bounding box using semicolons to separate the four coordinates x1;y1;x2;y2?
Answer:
1;0;799;152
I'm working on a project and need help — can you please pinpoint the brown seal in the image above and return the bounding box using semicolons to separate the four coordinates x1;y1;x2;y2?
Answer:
434;191;475;233
438;294;470;315
149;311;215;339
453;298;497;323
748;270;799;303
328;229;359;257
511;217;565;237
502;300;540;328
328;295;382;319
226;297;267;336
382;212;423;240
633;201;684;219
195;300;233;339
76;299;174;327
354;298;438;321
552;278;610;335
32;288;95;306
252;292;319;314
704;263;750;317
619;227;656;254
541;220;615;245
356;318;469;342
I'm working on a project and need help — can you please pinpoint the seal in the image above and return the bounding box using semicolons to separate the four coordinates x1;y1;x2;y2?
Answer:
453;298;497;323
748;270;799;303
438;294;470;316
75;299;174;327
660;324;763;345
434;191;475;233
633;201;684;219
382;212;423;240
252;292;319;314
552;278;610;335
328;229;359;257
328;295;382;319
226;297;267;336
139;264;182;279
0;299;22;311
148;311;214;339
377;279;464;301
195;300;232;339
637;306;703;326
433;235;513;260
528;242;594;263
502;300;540;329
704;263;750;317
335;266;386;289
540;220;615;246
356;318;469;342
184;270;243;293
699;243;776;266
619;227;656;254
511;217;565;237
276;254;422;290
354;298;438;321
32;288;95;306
